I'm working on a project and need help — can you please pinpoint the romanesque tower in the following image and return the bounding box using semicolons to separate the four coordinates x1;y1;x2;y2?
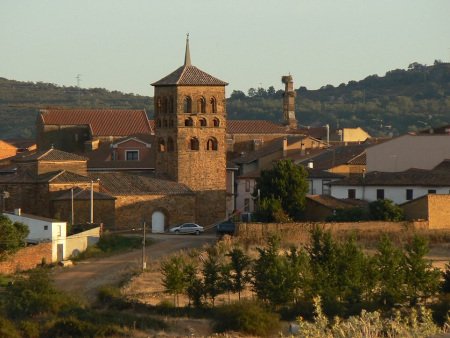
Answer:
151;36;228;225
281;75;297;129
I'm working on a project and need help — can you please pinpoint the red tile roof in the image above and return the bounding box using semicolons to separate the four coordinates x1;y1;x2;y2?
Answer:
227;120;288;134
152;65;228;86
39;109;153;137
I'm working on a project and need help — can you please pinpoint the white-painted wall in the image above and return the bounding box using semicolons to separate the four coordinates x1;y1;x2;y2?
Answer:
331;185;450;204
366;134;450;172
236;177;257;213
3;212;66;262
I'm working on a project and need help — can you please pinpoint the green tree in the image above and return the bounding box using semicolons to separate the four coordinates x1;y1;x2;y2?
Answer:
441;263;450;293
373;235;406;307
202;252;223;307
254;159;309;221
183;262;204;308
0;215;29;260
160;256;186;306
368;199;404;221
404;235;441;305
227;248;251;300
251;236;300;307
4;268;76;319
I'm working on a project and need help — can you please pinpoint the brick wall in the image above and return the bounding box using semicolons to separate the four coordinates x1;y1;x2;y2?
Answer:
0;242;52;274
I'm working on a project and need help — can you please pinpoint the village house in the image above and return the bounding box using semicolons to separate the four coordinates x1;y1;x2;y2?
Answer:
329;162;450;204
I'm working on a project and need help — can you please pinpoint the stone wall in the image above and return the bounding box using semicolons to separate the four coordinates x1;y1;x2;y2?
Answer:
0;242;52;274
236;221;428;244
51;199;115;228
428;195;450;229
114;193;196;229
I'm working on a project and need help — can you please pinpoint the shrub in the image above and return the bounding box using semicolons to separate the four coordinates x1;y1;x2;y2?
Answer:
97;285;130;310
369;199;404;221
214;300;281;336
0;316;21;338
18;320;40;338
44;316;122;338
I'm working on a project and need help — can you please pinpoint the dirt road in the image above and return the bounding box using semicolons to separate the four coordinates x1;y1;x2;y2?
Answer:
52;234;216;301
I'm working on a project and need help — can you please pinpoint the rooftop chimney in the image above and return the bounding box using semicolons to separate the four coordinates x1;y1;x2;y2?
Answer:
307;160;314;169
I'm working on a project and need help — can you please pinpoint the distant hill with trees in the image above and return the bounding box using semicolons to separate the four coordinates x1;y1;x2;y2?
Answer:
1;61;449;139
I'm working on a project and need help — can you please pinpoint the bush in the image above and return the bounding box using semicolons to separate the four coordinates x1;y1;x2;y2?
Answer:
44;316;122;338
18;320;40;338
214;300;281;336
97;285;130;310
326;207;369;222
369;199;404;221
0;316;21;338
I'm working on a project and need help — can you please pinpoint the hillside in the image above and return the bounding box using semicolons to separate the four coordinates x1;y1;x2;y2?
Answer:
1;61;449;139
0;78;153;139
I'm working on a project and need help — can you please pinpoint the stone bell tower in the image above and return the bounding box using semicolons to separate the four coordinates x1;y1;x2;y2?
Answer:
151;36;228;226
282;75;297;129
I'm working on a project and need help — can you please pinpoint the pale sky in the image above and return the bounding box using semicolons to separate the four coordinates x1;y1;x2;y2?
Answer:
1;0;449;97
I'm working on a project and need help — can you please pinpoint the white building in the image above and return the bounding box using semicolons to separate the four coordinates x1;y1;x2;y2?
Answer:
4;209;66;262
366;134;450;172
330;166;450;205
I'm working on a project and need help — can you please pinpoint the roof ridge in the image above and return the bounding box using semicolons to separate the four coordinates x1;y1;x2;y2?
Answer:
47;170;65;182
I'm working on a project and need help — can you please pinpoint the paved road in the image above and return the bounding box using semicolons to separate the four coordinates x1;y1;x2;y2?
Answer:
52;234;216;301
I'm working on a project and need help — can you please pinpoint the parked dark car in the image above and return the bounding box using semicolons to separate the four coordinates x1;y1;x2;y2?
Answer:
216;220;235;236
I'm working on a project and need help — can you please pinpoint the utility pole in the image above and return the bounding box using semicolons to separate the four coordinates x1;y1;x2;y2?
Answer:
76;74;81;105
142;221;147;271
71;188;74;225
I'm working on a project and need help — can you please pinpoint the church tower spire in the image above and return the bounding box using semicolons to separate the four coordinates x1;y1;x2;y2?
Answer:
184;34;191;66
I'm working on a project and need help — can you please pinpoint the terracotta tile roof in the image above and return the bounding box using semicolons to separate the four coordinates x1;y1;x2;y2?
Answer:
51;187;115;201
305;168;345;179
85;135;155;171
348;152;366;165
152;65;228;86
433;159;450;171
227;120;288;134
330;168;450;187
307;195;368;209
46;170;92;183
13;148;87;162
92;172;193;195
39;109;153;137
297;144;369;170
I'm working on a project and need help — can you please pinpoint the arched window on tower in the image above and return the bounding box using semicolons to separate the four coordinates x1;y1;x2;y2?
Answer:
169;96;174;114
197;97;206;114
199;118;207;127
157;119;162;128
167;137;174;152
156;97;162;114
189;137;199;151
158;138;166;152
213;118;220;127
210;97;217;114
206;137;218;151
184;96;192;114
184;117;194;127
162;97;168;114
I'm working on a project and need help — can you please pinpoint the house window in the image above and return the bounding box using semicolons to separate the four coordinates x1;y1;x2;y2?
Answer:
169;96;174;114
126;150;139;160
376;189;385;200
189;137;199;151
322;180;331;195
406;189;413;201
210;97;217;113
206;138;218;151
348;189;356;199
156;97;161;113
167;137;174;152
307;179;314;194
184;96;192;114
156;119;162;128
244;198;250;212
245;180;250;192
44;225;48;231
162;97;168;114
58;225;62;237
158;139;166;152
197;97;206;113
428;189;436;194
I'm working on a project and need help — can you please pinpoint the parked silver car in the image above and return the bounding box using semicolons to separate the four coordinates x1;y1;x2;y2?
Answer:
169;223;204;235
